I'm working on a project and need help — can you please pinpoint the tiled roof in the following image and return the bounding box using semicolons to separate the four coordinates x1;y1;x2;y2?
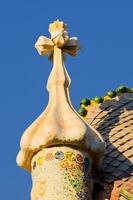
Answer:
79;87;133;200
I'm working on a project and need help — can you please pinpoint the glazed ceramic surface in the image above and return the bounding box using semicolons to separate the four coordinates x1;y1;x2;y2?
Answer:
31;146;92;200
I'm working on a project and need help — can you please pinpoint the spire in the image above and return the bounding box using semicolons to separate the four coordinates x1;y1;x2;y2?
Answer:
16;20;105;171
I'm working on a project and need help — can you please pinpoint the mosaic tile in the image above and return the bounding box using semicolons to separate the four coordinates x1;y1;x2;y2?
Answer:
55;151;64;160
45;153;54;161
36;156;44;166
76;154;84;164
65;151;76;161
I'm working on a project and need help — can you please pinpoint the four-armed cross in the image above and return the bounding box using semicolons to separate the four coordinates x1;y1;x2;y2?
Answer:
35;20;80;60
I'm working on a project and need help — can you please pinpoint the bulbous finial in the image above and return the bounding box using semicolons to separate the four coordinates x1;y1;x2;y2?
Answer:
16;20;105;172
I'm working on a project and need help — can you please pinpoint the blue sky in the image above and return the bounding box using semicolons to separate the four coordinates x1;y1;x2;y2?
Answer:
0;0;133;199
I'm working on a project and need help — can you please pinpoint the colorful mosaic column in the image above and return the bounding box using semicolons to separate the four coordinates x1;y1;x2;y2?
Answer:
31;147;92;200
16;20;105;200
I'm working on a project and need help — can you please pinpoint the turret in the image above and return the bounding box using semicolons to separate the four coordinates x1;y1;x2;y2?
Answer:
16;20;105;200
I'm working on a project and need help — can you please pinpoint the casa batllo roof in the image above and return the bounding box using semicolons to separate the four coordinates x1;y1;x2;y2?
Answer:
79;86;133;200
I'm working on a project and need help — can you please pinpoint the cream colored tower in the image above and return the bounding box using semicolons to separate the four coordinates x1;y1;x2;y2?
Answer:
16;20;105;200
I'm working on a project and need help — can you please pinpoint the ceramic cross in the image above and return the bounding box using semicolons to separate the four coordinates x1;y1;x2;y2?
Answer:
35;20;80;59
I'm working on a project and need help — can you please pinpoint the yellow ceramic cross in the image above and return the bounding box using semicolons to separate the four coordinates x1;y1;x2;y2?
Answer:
35;20;80;59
